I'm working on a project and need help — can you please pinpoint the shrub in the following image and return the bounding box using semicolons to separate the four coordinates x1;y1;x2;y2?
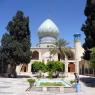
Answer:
70;80;76;84
27;79;35;87
31;61;46;73
46;61;64;78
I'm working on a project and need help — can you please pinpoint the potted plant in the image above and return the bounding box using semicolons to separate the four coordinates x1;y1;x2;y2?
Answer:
27;79;35;87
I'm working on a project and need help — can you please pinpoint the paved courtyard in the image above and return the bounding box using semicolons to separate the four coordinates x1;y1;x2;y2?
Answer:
0;78;28;95
0;75;95;95
79;75;95;95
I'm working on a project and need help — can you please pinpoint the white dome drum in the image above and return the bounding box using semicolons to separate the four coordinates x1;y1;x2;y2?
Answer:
37;19;59;48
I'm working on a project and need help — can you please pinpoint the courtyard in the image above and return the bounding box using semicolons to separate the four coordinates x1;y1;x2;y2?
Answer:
0;0;95;95
0;75;95;95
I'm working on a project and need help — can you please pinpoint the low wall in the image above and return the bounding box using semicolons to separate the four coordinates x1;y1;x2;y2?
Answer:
31;86;64;93
43;86;64;92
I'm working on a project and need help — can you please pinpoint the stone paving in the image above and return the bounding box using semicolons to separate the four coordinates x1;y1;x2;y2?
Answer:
0;78;29;95
0;75;95;95
0;77;83;95
79;75;95;95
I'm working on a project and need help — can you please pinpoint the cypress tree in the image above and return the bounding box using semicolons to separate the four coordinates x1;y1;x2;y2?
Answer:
81;0;95;60
1;11;31;77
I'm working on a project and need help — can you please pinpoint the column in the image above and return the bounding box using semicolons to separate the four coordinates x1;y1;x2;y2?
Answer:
16;65;21;74
74;34;81;75
65;56;68;77
39;51;42;61
28;62;31;73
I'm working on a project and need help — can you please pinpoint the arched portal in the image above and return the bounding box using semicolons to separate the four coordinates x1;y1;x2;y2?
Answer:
20;64;28;72
68;63;75;72
32;51;39;60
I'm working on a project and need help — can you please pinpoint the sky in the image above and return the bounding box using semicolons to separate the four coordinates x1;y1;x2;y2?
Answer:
0;0;86;47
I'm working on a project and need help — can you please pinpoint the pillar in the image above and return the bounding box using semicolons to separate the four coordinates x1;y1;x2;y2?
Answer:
74;33;81;74
28;62;32;73
39;51;42;61
16;65;21;74
65;56;68;77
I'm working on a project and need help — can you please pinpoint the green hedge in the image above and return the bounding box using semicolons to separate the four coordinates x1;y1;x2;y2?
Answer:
40;82;64;86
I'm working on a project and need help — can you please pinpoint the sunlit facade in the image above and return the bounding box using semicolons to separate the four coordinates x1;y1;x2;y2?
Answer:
16;19;84;76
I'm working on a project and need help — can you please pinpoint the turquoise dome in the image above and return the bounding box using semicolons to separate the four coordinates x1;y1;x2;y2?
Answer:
38;19;59;39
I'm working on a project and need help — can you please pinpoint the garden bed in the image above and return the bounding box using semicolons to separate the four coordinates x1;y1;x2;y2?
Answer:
40;82;64;86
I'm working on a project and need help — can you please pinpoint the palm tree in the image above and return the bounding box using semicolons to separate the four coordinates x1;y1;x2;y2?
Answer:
50;38;74;61
50;38;74;76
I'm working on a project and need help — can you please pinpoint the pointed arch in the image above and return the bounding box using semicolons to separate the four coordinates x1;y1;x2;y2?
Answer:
20;64;28;72
32;51;39;60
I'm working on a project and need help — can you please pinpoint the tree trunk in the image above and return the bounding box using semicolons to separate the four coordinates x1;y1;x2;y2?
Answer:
7;63;17;78
58;54;61;61
7;64;11;76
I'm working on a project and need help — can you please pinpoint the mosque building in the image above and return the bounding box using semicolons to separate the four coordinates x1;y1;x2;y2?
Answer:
16;19;84;76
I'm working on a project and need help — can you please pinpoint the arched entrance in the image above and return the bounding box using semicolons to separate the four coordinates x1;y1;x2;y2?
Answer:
20;64;28;72
68;63;75;72
32;51;39;60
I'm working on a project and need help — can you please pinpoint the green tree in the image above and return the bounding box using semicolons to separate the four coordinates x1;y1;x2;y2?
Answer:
81;0;95;60
32;61;40;72
46;61;64;78
90;48;95;68
90;47;95;74
54;61;64;72
0;11;31;77
32;61;46;72
50;38;73;77
50;38;74;61
31;61;46;77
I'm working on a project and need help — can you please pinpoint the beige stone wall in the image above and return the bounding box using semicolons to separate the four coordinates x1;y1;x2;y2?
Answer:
31;48;58;63
16;45;84;74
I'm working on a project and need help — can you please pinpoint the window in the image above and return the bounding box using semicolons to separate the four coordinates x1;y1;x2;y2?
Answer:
32;51;39;60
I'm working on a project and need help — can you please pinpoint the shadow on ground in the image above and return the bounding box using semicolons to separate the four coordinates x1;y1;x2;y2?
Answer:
80;76;95;87
17;75;31;78
0;74;31;78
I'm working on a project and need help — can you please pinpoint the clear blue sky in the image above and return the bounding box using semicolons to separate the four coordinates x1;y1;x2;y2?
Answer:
0;0;86;47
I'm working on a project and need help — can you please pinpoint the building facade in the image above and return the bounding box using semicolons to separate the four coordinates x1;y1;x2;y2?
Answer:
16;19;84;76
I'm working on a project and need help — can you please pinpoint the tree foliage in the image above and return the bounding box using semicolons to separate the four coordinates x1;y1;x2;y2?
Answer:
0;10;31;77
90;48;95;68
31;61;46;73
50;38;74;61
31;61;64;78
46;61;64;72
81;0;95;60
46;61;64;78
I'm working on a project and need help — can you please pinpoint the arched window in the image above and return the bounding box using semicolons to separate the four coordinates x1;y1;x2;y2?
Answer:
68;63;75;72
32;51;39;60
